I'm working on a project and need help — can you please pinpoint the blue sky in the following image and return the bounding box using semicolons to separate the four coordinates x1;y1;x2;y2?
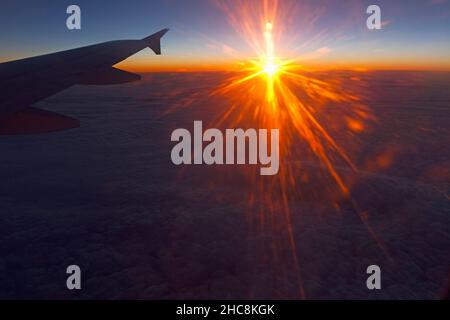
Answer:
1;0;449;70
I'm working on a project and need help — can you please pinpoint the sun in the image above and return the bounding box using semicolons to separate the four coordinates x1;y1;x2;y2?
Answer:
264;61;279;76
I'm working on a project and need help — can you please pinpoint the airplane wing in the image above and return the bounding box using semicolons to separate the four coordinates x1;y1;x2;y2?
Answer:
0;28;169;135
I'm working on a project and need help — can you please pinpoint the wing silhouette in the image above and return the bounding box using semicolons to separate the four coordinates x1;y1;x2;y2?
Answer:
0;29;169;135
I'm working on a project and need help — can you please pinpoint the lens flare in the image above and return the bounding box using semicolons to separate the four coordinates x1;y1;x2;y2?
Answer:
263;22;278;74
205;0;379;297
158;0;388;298
211;0;376;198
213;21;363;194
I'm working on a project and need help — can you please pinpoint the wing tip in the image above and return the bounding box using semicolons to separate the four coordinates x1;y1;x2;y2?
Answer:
145;28;169;40
143;28;169;55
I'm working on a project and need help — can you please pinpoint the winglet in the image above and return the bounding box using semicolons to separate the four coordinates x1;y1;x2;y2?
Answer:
143;28;169;55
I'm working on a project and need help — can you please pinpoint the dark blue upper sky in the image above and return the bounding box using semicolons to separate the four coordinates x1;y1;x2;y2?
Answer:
1;0;449;70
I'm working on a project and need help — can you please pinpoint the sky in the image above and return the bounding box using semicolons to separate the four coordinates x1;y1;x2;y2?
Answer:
0;0;450;71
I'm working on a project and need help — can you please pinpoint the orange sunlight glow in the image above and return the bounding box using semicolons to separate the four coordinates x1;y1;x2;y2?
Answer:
214;14;363;195
208;0;379;298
